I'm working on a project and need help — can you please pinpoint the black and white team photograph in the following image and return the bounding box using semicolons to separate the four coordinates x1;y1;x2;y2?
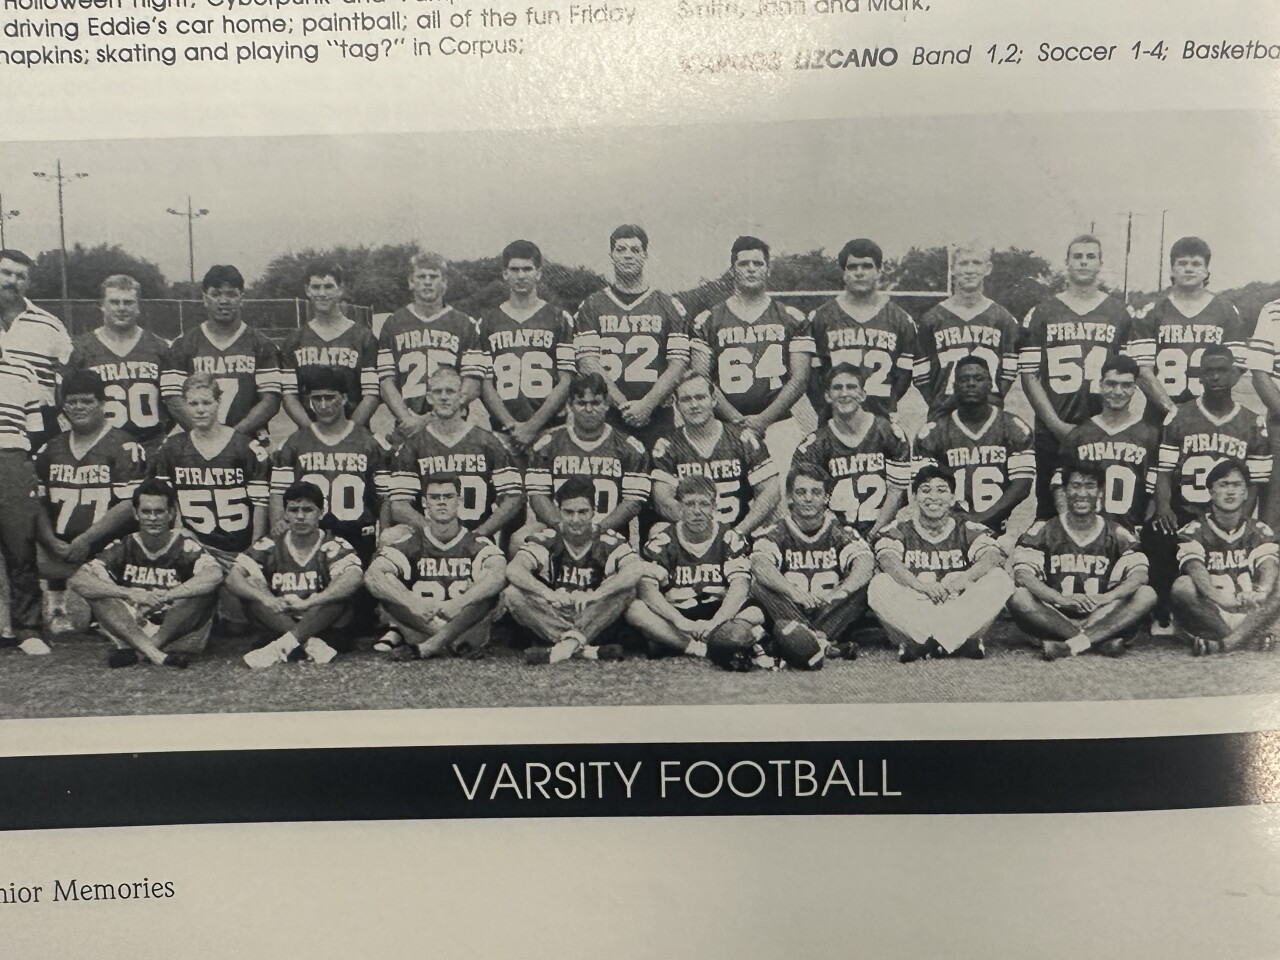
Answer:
3;109;1280;716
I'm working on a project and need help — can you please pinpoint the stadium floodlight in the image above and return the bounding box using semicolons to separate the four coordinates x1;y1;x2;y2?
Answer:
33;160;89;323
167;196;210;288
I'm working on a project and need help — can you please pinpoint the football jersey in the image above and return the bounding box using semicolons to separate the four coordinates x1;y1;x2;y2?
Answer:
791;415;911;532
518;527;634;593
390;423;521;530
651;422;776;526
35;426;146;542
85;529;219;592
643;521;751;611
235;532;362;599
914;301;1021;418
1156;400;1271;516
279;320;380;411
1014;516;1147;596
525;424;650;521
873;515;1002;581
151;431;270;554
808;297;918;417
690;298;814;417
751;512;872;595
1248;299;1280;382
475;303;576;423
161;324;282;426
1056;416;1161;528
574;287;690;403
1018;294;1130;425
375;524;503;601
65;328;170;446
1125;294;1248;406
377;305;482;416
1177;516;1278;594
271;424;394;544
912;409;1035;520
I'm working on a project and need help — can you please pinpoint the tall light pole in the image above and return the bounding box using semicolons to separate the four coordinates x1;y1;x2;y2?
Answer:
0;196;18;249
1157;209;1169;290
166;196;209;288
1122;211;1134;299
33;159;89;323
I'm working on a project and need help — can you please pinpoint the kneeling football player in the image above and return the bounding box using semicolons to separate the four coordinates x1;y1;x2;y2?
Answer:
503;476;648;664
750;464;874;668
868;465;1014;661
1171;458;1279;654
1008;462;1156;660
232;481;366;667
364;473;508;660
68;478;223;668
626;474;768;668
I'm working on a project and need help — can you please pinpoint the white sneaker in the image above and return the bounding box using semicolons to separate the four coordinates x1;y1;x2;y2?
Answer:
243;637;294;669
305;637;338;664
373;629;403;653
548;635;584;664
19;636;51;656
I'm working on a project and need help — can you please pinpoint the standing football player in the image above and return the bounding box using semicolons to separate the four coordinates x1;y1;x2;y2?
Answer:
1020;235;1130;520
914;241;1020;420
807;238;917;420
575;225;690;447
0;248;71;441
912;355;1034;532
1247;294;1280;526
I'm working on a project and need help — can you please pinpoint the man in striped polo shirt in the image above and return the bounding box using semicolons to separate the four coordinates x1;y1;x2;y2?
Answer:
0;249;72;442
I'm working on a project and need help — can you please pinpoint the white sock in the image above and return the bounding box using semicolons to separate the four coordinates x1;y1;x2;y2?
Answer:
1067;633;1091;655
687;639;708;658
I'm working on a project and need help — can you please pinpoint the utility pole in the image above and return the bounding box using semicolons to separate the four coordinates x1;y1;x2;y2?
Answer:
1122;211;1134;298
1157;209;1168;290
33;160;89;323
0;196;18;249
166;196;209;288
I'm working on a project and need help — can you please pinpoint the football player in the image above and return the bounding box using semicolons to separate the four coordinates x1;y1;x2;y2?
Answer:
1020;235;1130;519
1009;462;1156;659
626;474;766;664
365;473;508;660
524;372;649;537
750;464;874;667
1171;459;1279;654
233;481;366;667
1246;295;1280;526
912;355;1034;532
161;265;282;443
690;236;814;466
651;371;779;537
280;261;380;430
503;476;646;664
791;362;911;540
0;248;71;441
390;366;523;543
868;465;1014;661
1126;236;1249;427
68;478;223;668
476;240;576;459
574;224;690;447
913;241;1020;420
807;238;918;420
377;251;482;440
65;274;170;456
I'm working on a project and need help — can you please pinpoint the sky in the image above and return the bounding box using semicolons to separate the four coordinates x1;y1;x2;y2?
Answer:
3;109;1279;297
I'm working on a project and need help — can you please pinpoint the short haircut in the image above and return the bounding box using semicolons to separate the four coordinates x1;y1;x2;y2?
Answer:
786;462;832;495
201;264;245;292
952;240;993;263
428;365;463;386
100;274;141;299
305;367;348;395
410;251;449;274
61;368;106;401
826;362;865;388
569;371;609;402
1060;461;1104;488
555;475;596;506
731;235;769;265
676;369;713;394
0;249;34;269
912;464;955;493
282;480;325;511
132;476;178;509
182;371;221;399
1207;457;1248;489
675;474;717;501
1066;234;1102;257
502;239;542;268
1100;354;1140;378
838;238;884;270
1200;343;1236;365
954;354;992;377
610;224;649;251
1170;236;1211;265
423;473;461;494
304;260;344;286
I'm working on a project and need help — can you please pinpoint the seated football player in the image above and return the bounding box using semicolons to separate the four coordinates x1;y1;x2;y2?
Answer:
231;481;366;668
364;473;508;661
1008;462;1156;660
1171;458;1279;655
750;464;874;667
868;465;1014;661
791;362;910;540
68;478;223;668
626;474;768;668
502;476;647;664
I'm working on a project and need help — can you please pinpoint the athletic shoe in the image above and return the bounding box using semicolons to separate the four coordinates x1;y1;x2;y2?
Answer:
955;635;985;660
18;636;51;656
0;634;15;649
898;640;930;663
1262;634;1275;653
1097;638;1127;658
1042;640;1072;661
1150;618;1175;637
524;647;552;665
548;633;585;664
243;638;293;669
107;648;139;668
591;644;625;662
829;641;859;661
161;652;190;669
390;643;422;662
305;637;338;665
373;629;404;653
